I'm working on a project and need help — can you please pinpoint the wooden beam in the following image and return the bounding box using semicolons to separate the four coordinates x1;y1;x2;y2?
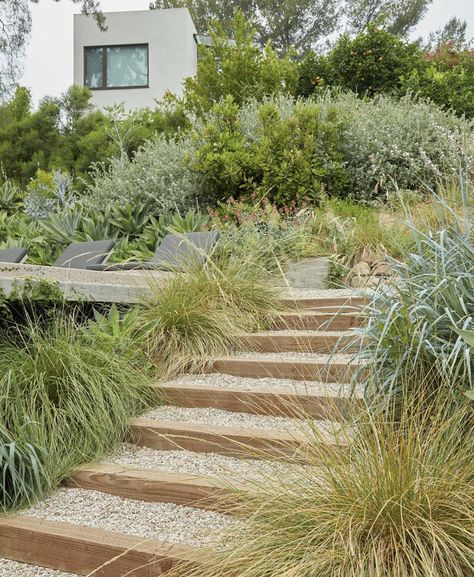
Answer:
238;331;358;354
67;463;241;511
130;417;318;460
273;312;362;331
211;356;360;382
279;295;366;312
0;516;199;577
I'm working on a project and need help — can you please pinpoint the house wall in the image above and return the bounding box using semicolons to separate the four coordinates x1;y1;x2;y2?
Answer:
74;8;197;109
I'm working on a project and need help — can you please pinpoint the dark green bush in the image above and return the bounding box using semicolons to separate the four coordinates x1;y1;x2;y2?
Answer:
327;25;422;97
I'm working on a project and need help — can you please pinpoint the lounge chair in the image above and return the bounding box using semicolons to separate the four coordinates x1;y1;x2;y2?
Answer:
54;240;116;269
0;247;28;264
87;231;219;272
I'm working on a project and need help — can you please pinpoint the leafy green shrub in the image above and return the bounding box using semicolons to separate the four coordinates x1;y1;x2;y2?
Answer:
402;43;474;118
171;396;474;577
85;134;201;214
0;426;49;512
358;183;474;403
0;314;157;509
192;96;347;206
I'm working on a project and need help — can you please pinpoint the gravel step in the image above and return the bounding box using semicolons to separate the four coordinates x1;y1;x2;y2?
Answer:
21;488;233;549
0;560;75;577
142;405;335;432
171;373;358;395
104;443;298;484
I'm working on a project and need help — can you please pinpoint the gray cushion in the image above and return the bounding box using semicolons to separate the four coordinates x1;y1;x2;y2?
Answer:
54;240;115;269
150;231;220;269
87;231;219;272
0;247;27;264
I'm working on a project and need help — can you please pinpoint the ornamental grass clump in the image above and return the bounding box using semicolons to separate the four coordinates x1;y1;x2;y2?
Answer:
171;393;474;577
139;252;281;375
0;313;157;510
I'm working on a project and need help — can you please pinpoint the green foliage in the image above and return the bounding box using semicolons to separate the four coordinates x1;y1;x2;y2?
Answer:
0;178;22;214
402;43;474;118
0;86;189;189
192;95;346;206
345;0;432;36
152;0;340;53
358;181;474;403
178;11;298;116
328;26;422;96
0;425;49;512
84;133;201;215
86;304;156;363
0;313;157;511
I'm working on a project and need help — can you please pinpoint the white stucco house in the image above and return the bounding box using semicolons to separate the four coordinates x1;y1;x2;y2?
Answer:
74;8;198;109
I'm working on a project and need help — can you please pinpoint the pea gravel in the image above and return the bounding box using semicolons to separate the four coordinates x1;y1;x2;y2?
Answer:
171;373;358;395
105;444;302;483
21;488;234;548
0;560;76;577
141;405;337;433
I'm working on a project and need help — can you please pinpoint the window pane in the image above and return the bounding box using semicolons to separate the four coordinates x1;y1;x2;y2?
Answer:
106;45;148;88
85;47;103;89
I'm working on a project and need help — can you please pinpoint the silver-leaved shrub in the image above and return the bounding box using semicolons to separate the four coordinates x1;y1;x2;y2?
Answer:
85;134;202;213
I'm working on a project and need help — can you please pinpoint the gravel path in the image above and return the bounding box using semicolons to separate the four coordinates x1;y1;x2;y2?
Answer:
22;489;234;548
105;444;302;484
141;406;337;433
0;560;76;577
172;373;357;395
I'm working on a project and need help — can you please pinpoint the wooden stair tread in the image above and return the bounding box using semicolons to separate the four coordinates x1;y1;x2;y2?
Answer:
0;515;199;577
67;462;243;510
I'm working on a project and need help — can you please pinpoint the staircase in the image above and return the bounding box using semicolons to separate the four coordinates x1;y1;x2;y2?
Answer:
0;290;364;577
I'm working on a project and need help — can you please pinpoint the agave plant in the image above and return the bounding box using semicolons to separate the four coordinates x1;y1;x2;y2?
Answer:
39;209;83;245
86;304;156;361
0;180;22;215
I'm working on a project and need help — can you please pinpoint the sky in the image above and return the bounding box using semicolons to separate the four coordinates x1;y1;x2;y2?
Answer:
20;0;474;105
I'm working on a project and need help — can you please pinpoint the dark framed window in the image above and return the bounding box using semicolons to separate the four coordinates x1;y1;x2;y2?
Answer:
84;44;149;90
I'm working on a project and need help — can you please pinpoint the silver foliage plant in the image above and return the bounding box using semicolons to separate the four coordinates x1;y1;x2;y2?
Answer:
357;174;474;403
24;171;75;221
84;134;201;213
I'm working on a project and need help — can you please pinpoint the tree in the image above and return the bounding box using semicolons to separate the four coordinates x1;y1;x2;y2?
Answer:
0;1;104;100
175;11;298;115
427;17;471;51
345;0;432;36
150;0;341;52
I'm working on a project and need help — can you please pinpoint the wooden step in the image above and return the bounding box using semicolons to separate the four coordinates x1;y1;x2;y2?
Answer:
158;382;357;419
130;417;313;460
273;311;362;331
239;331;358;353
67;463;240;512
280;295;366;312
212;355;359;382
0;516;198;577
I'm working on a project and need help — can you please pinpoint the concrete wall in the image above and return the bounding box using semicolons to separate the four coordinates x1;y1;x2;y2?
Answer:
74;8;197;110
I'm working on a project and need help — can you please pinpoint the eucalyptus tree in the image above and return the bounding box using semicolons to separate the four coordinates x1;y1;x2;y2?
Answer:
0;0;103;99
